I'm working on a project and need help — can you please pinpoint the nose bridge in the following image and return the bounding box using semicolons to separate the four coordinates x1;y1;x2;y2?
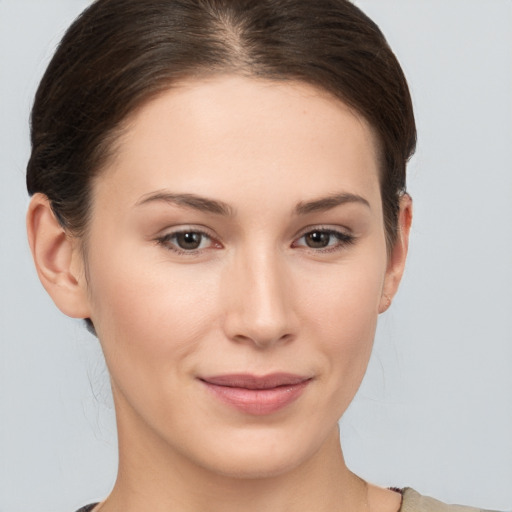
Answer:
223;242;294;348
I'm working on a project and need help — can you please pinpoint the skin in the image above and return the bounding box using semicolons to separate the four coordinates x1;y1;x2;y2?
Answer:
27;75;411;512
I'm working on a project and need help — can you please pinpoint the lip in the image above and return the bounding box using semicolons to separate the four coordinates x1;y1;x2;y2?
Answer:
200;373;312;415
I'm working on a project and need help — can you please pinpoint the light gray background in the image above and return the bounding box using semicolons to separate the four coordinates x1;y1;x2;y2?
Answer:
1;1;511;511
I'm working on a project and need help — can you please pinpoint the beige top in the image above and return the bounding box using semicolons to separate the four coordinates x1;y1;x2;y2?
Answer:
76;488;502;512
401;488;498;512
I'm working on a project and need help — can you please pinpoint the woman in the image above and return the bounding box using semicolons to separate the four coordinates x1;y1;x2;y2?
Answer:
23;1;503;511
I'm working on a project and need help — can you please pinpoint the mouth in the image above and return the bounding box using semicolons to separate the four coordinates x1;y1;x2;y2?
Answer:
199;373;312;415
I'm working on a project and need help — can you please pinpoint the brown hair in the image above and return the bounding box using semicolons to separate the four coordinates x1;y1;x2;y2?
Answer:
27;0;416;248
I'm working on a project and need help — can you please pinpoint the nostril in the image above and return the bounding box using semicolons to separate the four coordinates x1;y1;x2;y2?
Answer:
231;331;294;350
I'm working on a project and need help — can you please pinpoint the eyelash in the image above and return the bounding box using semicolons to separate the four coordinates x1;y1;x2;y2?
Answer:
292;227;355;253
155;228;220;255
155;227;355;255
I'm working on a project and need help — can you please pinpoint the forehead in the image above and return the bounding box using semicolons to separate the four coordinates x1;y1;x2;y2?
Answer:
96;75;382;212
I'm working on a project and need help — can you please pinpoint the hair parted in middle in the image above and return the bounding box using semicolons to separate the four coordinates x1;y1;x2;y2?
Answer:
27;0;416;249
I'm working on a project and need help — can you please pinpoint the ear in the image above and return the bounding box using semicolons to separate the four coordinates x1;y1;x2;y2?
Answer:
27;193;91;319
379;194;413;313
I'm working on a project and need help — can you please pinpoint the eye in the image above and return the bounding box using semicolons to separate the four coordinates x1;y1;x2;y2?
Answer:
293;228;354;252
156;229;219;253
173;232;207;250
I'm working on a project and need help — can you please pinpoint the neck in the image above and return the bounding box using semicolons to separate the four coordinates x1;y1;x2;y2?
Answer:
99;394;368;512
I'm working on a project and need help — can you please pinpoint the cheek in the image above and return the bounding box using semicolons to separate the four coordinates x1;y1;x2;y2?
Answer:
85;246;221;367
297;254;386;398
300;256;385;341
321;284;379;384
85;255;225;424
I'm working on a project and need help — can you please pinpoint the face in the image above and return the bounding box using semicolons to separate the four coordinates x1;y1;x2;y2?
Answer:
78;75;401;478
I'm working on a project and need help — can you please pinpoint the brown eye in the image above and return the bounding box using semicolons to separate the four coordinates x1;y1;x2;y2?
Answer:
175;232;203;250
293;228;355;252
304;231;331;248
157;230;216;253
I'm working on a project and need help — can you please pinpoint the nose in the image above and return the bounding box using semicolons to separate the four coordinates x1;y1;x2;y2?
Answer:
221;247;296;349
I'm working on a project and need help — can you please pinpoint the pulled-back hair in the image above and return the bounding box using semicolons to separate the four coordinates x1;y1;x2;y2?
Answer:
27;0;416;248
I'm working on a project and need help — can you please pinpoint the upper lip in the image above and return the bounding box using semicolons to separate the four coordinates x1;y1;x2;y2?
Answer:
200;373;311;390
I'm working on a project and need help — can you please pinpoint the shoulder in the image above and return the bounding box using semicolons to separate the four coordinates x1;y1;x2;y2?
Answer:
400;488;500;512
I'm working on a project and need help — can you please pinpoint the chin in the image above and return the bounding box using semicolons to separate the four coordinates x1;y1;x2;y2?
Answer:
198;448;309;480
184;422;339;480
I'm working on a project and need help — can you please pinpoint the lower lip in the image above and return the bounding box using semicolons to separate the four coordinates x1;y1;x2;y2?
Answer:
202;380;310;415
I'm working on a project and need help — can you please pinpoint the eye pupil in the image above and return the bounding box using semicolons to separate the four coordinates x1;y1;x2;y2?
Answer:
305;231;330;248
176;232;202;250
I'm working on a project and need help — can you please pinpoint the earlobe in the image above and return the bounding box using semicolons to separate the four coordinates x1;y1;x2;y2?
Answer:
379;194;413;313
26;193;91;319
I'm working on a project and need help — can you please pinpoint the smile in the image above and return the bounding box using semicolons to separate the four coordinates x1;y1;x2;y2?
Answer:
199;373;312;415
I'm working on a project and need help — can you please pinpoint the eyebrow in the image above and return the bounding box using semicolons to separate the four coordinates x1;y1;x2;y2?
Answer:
135;191;234;216
135;190;369;217
294;193;370;215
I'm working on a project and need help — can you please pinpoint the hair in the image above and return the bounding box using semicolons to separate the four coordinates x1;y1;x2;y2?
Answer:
27;0;416;248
